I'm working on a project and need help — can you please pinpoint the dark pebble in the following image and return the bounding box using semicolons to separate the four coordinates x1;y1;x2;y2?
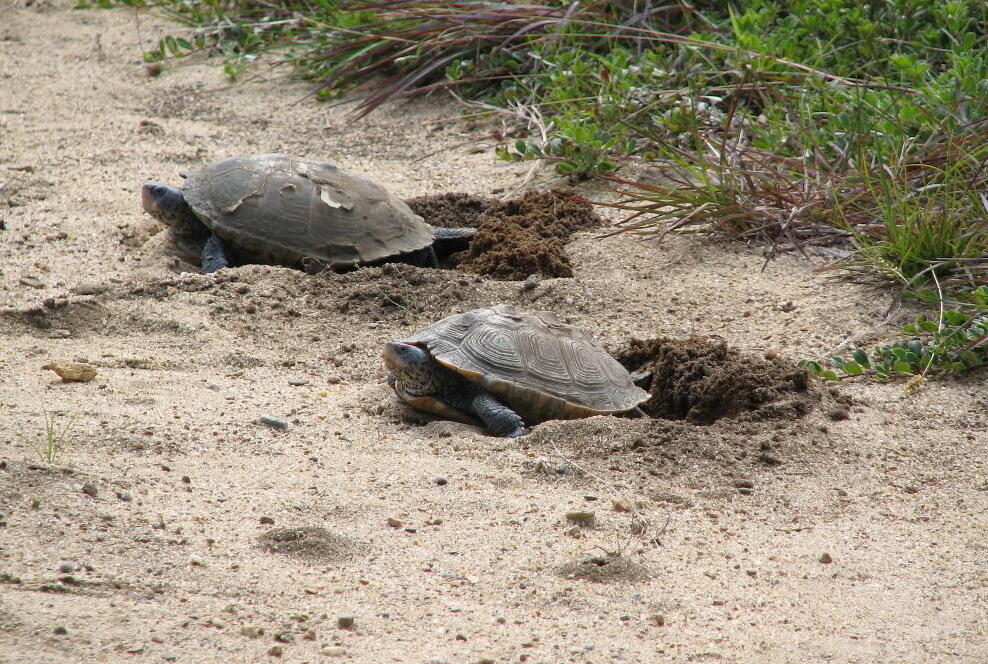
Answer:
81;483;98;498
758;453;781;466
259;415;289;430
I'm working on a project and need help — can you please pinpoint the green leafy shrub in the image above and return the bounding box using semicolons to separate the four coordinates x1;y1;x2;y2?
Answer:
801;286;988;381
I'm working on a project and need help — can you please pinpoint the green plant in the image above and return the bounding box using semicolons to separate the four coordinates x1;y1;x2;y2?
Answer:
801;285;988;382
95;0;988;283
25;410;75;464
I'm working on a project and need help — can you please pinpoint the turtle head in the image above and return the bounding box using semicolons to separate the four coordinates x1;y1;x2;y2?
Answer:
141;182;202;235
141;182;210;263
383;342;440;394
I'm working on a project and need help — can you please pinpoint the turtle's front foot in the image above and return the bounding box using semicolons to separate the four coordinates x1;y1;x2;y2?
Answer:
472;392;526;437
201;234;231;273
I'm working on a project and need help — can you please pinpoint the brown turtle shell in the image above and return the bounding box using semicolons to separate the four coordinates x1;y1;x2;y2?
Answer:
402;304;649;424
183;154;434;268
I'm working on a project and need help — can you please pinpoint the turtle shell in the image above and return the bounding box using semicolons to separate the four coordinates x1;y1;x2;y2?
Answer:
403;304;649;424
183;154;434;268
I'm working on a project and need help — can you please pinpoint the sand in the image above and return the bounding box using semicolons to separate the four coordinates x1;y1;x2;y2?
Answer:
1;2;986;663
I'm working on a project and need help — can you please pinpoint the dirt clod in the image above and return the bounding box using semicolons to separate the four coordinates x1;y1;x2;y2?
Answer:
407;190;600;280
617;337;815;423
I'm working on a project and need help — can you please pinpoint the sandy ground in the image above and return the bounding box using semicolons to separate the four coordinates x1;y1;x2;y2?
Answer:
1;2;986;663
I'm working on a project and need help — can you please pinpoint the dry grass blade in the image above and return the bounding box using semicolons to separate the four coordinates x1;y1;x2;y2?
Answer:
590;117;988;288
298;0;712;117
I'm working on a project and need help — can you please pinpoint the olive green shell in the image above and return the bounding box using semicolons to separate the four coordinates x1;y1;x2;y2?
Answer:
403;304;649;424
183;154;434;268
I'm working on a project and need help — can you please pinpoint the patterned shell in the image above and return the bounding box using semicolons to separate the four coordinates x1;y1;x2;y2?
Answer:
183;154;434;267
403;304;649;424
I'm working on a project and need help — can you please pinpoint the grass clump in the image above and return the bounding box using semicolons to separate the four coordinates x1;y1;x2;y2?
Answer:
24;410;75;465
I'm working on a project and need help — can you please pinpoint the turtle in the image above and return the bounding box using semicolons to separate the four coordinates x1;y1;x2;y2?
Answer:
383;304;649;437
140;154;475;273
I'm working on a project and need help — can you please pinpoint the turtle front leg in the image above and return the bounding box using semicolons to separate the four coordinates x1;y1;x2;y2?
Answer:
471;391;525;437
201;233;232;273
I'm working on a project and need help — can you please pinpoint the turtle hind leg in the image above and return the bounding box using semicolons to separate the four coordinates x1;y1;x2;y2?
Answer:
471;391;525;437
404;247;439;268
201;234;232;273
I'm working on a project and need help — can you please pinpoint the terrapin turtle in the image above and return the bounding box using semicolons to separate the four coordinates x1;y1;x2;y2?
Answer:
383;304;649;437
140;154;474;273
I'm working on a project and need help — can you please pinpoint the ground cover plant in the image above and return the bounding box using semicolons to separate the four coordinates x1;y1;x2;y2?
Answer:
90;0;988;378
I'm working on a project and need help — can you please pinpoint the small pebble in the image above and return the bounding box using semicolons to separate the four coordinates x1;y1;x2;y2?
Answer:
322;646;346;657
58;561;75;574
19;275;44;289
733;478;755;489
267;645;283;657
520;273;541;291
259;415;289;430
53;626;67;635
259;516;275;525
611;498;631;512
819;552;833;564
81;483;98;498
565;510;596;527
652;614;665;626
189;555;206;566
433;477;448;486
764;349;779;360
758;452;781;466
43;360;97;382
288;378;308;386
386;517;403;528
240;625;263;638
274;631;294;643
337;615;355;629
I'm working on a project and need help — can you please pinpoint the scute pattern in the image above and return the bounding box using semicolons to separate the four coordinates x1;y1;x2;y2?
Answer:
404;305;648;421
183;154;435;267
